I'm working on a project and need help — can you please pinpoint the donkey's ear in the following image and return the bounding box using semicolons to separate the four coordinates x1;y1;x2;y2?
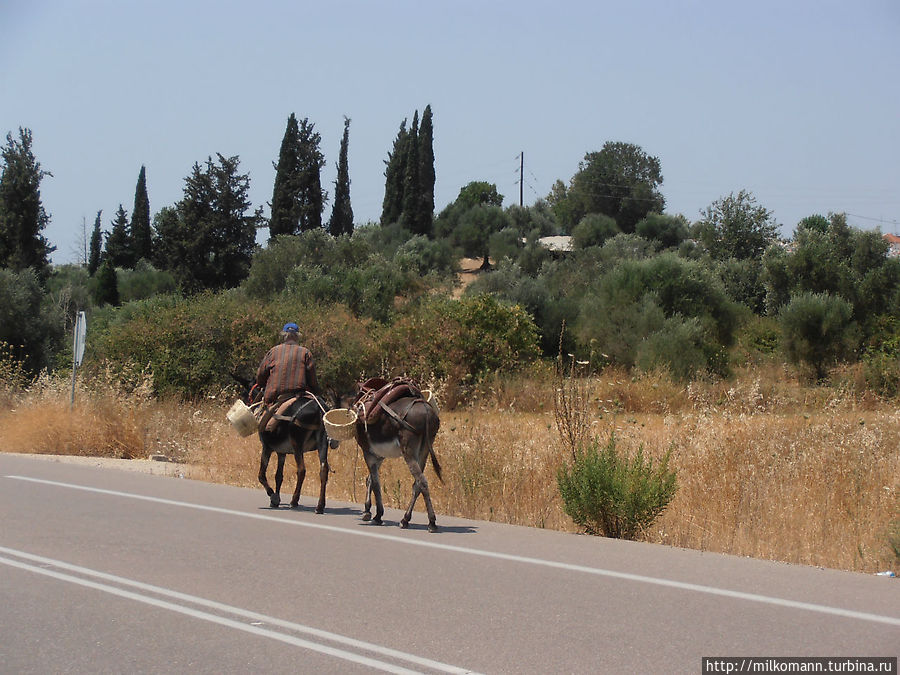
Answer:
231;373;251;388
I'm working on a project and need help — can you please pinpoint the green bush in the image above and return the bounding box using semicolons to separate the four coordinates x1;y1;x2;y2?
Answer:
87;289;543;400
394;234;457;277
117;260;176;302
635;316;709;381
571;213;619;249
0;267;60;373
576;253;739;376
88;291;383;398
779;291;855;381
466;260;574;356
379;293;541;390
284;257;404;323
634;213;689;249
556;434;677;539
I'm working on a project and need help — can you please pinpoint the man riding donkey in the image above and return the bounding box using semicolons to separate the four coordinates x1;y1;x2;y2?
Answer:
251;322;335;510
256;322;318;412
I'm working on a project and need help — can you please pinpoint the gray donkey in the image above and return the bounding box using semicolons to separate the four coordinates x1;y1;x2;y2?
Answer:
352;378;442;532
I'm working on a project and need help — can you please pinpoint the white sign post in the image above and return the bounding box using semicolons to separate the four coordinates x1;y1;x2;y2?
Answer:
70;311;86;409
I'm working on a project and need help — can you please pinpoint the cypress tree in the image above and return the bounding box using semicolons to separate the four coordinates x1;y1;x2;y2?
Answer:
93;260;119;306
131;165;152;262
381;119;408;226
104;204;132;268
269;114;301;239
401;111;422;233
296;118;326;232
0;127;54;282
328;116;353;237
88;209;103;275
418;104;435;236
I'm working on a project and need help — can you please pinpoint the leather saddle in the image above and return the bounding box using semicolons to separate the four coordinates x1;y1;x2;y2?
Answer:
258;391;321;434
354;377;424;427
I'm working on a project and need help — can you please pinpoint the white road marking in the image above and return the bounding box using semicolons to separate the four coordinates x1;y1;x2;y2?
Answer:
6;474;900;628
0;546;478;675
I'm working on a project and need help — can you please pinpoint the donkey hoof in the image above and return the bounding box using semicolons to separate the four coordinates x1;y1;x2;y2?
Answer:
428;523;439;533
399;519;409;529
270;494;281;508
290;501;299;509
315;506;324;515
361;512;372;522
372;517;383;526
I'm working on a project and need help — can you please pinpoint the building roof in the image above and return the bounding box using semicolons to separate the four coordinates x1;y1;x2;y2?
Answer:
536;235;573;252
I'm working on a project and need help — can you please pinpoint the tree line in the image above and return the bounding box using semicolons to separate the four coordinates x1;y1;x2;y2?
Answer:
2;115;900;393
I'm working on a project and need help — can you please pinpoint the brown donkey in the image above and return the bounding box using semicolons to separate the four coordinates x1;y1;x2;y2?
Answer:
235;375;334;512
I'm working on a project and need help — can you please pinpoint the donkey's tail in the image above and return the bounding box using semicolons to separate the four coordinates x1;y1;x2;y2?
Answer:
423;402;443;484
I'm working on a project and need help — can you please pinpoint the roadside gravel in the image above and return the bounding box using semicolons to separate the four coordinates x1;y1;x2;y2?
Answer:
8;453;193;478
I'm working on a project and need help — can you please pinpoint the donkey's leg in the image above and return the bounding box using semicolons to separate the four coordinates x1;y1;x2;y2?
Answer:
315;432;329;515
271;452;287;508
363;451;385;525
402;443;438;532
258;445;278;506
290;446;306;508
362;475;372;520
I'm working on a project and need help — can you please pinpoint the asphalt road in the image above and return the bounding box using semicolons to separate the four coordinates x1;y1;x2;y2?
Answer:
1;453;897;674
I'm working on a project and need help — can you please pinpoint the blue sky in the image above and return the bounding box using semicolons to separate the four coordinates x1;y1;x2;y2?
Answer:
1;1;898;263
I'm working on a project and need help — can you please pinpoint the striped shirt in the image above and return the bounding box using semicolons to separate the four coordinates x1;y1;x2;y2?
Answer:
255;342;318;403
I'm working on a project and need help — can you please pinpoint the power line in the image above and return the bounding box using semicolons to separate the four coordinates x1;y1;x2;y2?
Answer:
846;212;899;226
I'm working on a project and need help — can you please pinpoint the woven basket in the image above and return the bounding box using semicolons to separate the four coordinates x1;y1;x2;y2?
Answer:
421;389;438;412
226;399;260;437
324;408;358;441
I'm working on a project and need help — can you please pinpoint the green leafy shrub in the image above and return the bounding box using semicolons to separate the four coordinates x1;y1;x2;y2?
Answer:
466;260;573;356
779;291;855;381
557;434;677;539
576;253;739;376
379;293;541;392
0;267;60;373
571;213;619;249
89;292;380;397
634;212;689;249
635;316;709;381
394;234;457;277
284;258;404;323
117;260;176;302
862;316;900;397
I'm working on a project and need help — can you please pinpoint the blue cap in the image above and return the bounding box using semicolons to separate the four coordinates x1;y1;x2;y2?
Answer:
282;322;299;333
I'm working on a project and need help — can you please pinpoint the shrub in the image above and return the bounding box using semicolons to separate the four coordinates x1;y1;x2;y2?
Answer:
717;258;766;314
571;213;619;249
556;434;677;539
576;253;739;376
0;340;28;405
888;519;900;565
0;267;60;373
394;234;457;277
284;257;404;323
635;316;709;381
117;260;176;302
379;293;541;395
466;260;572;356
779;291;855;381
634;213;689;249
89;291;381;398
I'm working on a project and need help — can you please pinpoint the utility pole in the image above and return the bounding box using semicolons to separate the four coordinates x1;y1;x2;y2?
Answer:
519;152;524;207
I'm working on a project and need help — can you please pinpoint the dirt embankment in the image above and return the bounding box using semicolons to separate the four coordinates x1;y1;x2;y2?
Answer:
453;258;489;298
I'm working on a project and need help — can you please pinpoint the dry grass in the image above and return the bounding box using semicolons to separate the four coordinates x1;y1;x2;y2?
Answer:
2;364;898;573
